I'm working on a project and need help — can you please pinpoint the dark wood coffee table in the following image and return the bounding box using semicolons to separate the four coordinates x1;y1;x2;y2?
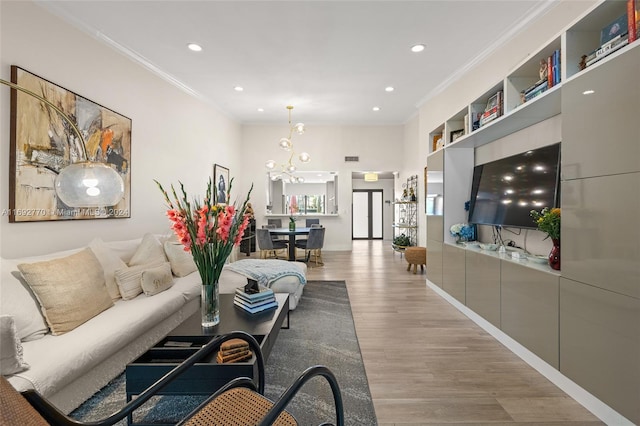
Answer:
125;293;289;425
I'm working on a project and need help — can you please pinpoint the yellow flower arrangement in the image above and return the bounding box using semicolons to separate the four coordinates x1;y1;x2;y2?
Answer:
530;207;560;240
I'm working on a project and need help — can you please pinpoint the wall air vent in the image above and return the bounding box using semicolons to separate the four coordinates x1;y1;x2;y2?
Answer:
344;156;359;162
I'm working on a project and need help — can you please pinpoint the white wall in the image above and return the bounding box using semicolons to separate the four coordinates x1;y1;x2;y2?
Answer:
242;124;404;250
0;2;244;258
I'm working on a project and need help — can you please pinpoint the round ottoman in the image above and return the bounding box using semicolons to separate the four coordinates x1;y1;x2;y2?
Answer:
405;246;427;274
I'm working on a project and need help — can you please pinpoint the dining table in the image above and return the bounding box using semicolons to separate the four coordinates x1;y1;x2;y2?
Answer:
268;227;311;261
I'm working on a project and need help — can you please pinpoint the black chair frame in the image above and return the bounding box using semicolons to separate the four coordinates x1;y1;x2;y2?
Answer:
21;331;345;426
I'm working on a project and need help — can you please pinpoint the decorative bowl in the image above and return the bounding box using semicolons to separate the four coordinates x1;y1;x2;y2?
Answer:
479;243;499;251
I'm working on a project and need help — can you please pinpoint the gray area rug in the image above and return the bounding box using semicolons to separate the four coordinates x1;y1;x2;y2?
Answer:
70;280;377;425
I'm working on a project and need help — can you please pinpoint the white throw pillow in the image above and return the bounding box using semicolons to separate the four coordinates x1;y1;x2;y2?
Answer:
17;248;114;335
0;316;30;375
141;262;174;296
0;257;49;341
128;233;167;267
163;241;197;277
89;238;127;301
115;261;165;300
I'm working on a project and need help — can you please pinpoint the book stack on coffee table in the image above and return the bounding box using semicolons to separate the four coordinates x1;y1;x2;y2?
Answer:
233;285;278;314
216;338;252;364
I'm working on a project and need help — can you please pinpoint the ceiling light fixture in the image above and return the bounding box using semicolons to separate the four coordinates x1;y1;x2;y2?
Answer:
364;172;379;182
234;86;244;92
265;105;310;183
411;44;425;52
187;43;202;52
0;79;124;207
385;86;394;92
372;106;381;112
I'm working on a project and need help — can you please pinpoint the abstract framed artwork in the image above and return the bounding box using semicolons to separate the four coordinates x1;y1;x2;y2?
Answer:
8;66;131;222
213;164;230;205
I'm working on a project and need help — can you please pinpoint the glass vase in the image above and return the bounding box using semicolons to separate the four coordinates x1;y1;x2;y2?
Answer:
201;282;220;327
289;221;296;231
549;238;561;270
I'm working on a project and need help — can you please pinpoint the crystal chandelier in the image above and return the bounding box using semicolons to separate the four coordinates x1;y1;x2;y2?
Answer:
265;105;310;183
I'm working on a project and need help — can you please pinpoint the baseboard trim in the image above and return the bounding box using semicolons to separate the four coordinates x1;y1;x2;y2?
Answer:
426;280;633;426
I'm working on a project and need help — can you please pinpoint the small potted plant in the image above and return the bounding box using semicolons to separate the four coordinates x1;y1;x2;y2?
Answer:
393;233;411;249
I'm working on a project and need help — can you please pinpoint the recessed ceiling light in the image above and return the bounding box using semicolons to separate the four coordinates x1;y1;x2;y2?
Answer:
385;86;394;92
187;43;202;52
257;108;264;112
583;89;595;95
372;106;381;112
411;44;425;53
234;86;244;92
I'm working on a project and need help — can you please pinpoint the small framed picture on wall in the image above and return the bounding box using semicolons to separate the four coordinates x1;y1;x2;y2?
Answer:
213;164;230;205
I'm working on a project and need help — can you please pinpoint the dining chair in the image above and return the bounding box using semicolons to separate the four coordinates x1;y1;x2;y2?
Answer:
294;227;325;266
305;218;320;227
267;219;286;242
267;219;282;228
257;228;288;259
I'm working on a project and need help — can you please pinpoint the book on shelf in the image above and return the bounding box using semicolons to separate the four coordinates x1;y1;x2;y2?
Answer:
585;34;629;68
601;11;628;45
479;91;502;127
628;0;640;43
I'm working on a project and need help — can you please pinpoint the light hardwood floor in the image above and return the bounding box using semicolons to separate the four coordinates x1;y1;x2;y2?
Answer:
296;240;604;426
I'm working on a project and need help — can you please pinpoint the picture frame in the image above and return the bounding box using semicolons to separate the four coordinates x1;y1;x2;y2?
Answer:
9;66;131;222
450;129;464;142
213;164;230;204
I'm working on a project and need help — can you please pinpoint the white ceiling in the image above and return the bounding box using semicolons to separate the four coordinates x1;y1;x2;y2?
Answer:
38;1;555;126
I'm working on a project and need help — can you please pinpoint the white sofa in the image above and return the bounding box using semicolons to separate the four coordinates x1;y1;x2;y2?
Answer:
0;234;306;414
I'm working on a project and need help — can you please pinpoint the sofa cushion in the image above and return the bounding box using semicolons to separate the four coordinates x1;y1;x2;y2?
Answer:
0;316;29;375
163;241;197;277
89;238;127;301
0;261;49;342
15;284;193;397
114;262;166;300
141;263;174;296
17;249;114;336
128;234;167;267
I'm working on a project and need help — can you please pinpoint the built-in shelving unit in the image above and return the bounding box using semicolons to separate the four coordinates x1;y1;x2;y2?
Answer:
392;174;418;252
425;1;639;424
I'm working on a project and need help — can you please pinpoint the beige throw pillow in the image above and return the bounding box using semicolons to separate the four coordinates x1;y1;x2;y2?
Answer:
114;261;165;300
141;262;174;296
0;316;30;375
17;248;114;335
128;233;167;266
89;238;127;301
163;241;197;277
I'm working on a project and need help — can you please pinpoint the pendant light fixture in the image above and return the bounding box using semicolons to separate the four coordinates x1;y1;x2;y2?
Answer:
265;105;310;183
2;78;125;207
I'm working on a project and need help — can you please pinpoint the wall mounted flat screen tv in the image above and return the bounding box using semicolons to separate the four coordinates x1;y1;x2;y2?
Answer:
468;143;560;229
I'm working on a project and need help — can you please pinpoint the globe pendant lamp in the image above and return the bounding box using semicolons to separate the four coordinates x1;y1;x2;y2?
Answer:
1;78;125;208
265;105;310;182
